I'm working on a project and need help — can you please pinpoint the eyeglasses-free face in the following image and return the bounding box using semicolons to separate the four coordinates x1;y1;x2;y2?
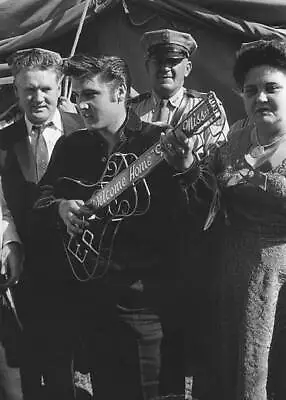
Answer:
242;65;286;134
14;67;61;125
71;74;127;134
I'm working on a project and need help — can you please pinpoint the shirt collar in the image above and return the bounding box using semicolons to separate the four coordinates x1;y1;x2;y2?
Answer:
169;87;185;107
25;108;63;135
151;87;185;108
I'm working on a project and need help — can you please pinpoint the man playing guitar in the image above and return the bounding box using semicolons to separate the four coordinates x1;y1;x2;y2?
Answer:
33;54;223;400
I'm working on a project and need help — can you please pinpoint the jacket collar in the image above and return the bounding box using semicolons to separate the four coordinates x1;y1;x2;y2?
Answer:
121;108;143;136
90;108;143;146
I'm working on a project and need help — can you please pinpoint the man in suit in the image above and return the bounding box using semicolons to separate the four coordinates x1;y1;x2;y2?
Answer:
0;181;23;400
0;48;84;400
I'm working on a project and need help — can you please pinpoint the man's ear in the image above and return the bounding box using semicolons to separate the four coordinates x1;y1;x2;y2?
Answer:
184;60;192;78
57;78;63;97
117;84;127;103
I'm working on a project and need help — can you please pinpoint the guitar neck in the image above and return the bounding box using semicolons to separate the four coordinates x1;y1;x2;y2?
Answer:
86;91;221;211
86;142;162;210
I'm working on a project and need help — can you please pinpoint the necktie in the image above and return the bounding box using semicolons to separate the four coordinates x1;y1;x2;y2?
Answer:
31;124;49;182
157;98;169;124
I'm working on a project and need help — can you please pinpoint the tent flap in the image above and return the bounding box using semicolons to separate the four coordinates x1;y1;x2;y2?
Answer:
0;0;286;58
126;0;286;40
1;0;286;124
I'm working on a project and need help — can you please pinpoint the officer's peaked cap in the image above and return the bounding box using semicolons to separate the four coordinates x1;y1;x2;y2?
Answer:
141;29;197;60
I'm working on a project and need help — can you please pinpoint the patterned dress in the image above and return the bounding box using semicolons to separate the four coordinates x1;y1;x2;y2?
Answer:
190;120;286;400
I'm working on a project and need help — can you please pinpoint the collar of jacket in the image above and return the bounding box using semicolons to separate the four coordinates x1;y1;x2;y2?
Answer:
109;108;143;152
123;107;143;134
76;109;144;147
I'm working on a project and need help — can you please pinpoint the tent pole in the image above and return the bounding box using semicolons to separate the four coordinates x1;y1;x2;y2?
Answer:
63;0;93;99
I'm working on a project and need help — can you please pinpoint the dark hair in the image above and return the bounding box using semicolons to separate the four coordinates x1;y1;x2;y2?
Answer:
7;48;63;82
233;38;286;90
64;54;131;97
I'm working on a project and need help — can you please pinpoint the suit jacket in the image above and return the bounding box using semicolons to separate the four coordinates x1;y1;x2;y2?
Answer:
0;111;84;246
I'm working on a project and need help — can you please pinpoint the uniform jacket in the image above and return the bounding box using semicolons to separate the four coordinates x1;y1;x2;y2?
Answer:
130;88;229;160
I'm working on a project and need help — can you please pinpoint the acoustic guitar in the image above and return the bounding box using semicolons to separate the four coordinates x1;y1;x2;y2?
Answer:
59;92;222;281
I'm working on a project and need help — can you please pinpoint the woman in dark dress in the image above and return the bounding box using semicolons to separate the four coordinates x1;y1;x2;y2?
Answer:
163;38;286;400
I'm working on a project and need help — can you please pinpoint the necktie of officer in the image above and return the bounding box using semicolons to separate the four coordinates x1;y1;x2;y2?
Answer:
31;124;50;182
158;98;169;124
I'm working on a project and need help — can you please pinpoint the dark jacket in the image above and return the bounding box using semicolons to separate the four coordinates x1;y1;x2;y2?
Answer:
33;111;189;308
0;111;84;244
0;111;84;284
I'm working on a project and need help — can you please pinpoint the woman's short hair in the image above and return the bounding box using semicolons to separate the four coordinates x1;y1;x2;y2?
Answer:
64;54;131;97
233;38;286;90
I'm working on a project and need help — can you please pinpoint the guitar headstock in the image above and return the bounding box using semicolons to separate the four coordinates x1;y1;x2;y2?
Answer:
177;91;222;138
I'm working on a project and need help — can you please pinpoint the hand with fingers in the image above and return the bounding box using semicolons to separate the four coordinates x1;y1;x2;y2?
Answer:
0;241;24;289
160;126;196;171
58;199;90;236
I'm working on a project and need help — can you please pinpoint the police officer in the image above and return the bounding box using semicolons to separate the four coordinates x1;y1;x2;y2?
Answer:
131;28;229;398
131;28;229;159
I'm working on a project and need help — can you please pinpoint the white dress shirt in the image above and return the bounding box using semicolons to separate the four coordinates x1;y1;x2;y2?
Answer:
25;108;63;160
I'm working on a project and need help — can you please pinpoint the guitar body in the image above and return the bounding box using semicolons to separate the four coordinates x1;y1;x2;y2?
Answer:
58;152;151;281
61;214;122;281
57;92;221;281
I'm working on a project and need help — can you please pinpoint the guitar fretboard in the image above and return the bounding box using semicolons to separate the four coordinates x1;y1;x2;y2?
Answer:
88;142;162;209
86;91;221;211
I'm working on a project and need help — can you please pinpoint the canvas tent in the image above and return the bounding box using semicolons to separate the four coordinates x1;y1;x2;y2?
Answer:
0;0;286;124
